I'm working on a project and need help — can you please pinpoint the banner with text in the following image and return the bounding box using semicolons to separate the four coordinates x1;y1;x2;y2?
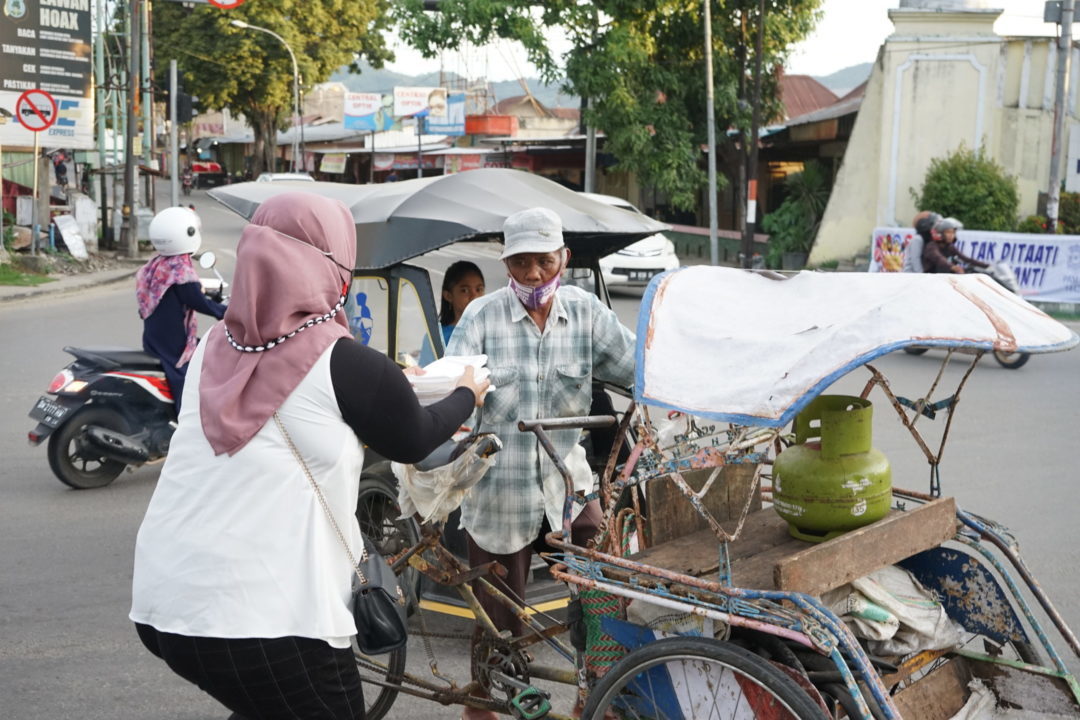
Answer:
1;0;95;149
343;92;396;132
870;226;1080;303
393;86;446;119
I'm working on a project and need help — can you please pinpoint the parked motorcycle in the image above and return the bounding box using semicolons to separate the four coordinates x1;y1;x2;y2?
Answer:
904;261;1031;369
27;253;227;489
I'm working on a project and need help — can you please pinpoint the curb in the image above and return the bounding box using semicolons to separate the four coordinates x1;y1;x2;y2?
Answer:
0;268;136;305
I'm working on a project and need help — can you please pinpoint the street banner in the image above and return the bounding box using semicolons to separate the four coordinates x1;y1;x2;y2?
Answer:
870;226;1080;303
343;92;396;132
319;153;346;174
1;0;95;149
393;86;445;118
424;92;465;136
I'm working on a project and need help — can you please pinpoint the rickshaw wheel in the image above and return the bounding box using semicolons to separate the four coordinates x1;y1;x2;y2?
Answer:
993;350;1030;369
582;636;828;720
353;643;406;720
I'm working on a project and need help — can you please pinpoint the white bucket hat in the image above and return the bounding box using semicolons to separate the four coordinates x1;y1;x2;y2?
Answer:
499;207;565;259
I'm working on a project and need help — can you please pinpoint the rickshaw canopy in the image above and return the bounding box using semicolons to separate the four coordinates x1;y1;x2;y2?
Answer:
635;267;1079;427
208;169;668;270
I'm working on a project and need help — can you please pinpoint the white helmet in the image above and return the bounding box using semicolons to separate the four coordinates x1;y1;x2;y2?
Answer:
149;206;202;256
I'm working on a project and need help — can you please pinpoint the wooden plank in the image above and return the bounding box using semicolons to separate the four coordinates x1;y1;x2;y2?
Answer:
892;657;972;720
773;497;957;596
644;463;761;546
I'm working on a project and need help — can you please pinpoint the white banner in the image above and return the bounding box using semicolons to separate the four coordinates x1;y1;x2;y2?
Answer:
393;86;444;118
870;226;1080;303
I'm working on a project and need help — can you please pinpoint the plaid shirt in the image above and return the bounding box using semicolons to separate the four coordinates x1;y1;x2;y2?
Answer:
446;285;635;554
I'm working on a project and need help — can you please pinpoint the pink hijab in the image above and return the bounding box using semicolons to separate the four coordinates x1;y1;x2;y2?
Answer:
199;192;357;455
135;254;201;367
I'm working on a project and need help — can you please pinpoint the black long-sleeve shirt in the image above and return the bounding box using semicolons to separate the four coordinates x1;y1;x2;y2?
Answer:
329;337;474;464
922;241;988;274
142;282;227;369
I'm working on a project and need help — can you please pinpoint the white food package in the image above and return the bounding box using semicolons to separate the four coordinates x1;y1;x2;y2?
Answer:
408;354;493;406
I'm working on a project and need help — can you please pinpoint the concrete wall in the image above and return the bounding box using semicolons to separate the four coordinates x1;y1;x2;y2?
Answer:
811;6;1075;265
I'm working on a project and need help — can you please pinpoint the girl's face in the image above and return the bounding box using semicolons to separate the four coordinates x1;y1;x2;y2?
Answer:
443;272;485;323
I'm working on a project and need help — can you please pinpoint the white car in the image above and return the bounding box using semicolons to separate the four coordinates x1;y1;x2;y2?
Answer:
256;172;315;182
581;192;680;288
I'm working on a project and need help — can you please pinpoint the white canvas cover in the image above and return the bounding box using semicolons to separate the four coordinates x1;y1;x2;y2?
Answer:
635;267;1079;427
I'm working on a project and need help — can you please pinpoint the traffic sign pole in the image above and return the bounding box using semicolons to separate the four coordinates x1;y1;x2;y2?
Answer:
31;133;39;256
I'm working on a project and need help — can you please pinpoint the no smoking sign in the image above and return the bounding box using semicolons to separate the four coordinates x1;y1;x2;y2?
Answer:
15;89;58;133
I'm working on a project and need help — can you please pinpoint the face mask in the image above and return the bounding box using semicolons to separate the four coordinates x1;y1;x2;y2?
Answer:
508;273;561;310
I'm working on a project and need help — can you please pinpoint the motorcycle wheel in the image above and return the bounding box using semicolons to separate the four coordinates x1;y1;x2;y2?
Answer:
993;350;1030;369
47;407;128;489
903;347;928;356
182;185;191;196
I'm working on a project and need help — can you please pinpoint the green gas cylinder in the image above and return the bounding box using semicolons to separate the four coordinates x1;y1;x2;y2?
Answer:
773;395;891;543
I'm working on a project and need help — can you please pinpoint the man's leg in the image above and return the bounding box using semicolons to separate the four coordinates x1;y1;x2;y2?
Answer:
466;533;533;637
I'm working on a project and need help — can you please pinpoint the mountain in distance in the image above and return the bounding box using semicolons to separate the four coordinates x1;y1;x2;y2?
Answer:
329;62;578;111
328;60;872;113
811;62;873;97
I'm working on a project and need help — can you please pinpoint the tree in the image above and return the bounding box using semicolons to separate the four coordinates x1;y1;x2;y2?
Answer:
913;145;1019;232
153;0;392;175
761;160;829;267
394;0;822;210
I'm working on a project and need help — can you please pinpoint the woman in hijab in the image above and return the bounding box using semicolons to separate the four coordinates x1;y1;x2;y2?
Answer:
136;206;226;409
130;192;489;719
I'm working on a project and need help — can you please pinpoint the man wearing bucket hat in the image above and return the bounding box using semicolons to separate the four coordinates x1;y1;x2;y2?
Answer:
446;207;635;719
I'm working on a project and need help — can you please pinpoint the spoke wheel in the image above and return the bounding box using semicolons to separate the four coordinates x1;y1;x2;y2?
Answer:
47;407;128;489
583;636;828;720
353;470;418;720
354;642;407;720
993;350;1030;369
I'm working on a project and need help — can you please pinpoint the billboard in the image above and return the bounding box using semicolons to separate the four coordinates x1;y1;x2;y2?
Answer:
1;0;95;149
393;86;446;118
343;92;397;132
424;92;465;136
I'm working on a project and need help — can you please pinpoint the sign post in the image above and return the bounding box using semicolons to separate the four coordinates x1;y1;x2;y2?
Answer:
15;90;59;256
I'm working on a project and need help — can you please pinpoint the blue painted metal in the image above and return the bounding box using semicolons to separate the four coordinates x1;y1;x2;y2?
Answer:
956;516;1071;674
899;546;1029;647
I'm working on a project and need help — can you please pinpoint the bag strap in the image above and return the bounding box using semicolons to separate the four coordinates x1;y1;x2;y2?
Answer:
273;412;370;587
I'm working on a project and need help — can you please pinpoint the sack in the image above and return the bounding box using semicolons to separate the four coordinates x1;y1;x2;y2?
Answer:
352;534;408;656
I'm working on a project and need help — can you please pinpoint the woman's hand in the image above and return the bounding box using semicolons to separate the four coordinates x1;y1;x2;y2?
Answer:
402;366;426;377
455;366;490;407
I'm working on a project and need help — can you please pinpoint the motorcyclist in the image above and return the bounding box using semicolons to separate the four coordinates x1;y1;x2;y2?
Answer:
921;216;988;274
903;211;940;273
136;207;226;410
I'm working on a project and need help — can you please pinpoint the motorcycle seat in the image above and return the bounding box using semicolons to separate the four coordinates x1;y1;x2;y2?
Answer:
64;346;163;371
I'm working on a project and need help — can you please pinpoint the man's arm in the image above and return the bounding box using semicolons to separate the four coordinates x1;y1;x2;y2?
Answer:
589;295;636;388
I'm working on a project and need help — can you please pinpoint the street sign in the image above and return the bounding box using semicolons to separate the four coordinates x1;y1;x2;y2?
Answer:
15;90;58;133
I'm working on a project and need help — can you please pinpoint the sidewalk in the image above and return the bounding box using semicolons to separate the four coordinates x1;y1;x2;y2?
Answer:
0;266;137;305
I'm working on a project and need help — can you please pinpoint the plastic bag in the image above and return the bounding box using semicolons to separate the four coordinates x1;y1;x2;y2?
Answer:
394;433;502;524
823;565;965;656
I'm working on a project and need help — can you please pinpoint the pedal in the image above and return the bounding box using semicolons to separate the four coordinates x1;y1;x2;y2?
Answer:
510;687;551;720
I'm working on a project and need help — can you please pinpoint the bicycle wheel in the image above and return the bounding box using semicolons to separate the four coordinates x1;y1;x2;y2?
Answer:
583;636;828;720
354;642;406;720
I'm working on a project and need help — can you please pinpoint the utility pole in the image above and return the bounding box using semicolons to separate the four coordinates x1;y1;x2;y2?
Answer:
740;0;765;268
95;0;109;246
170;60;179;207
121;0;140;258
704;0;719;266
141;0;154;211
1048;0;1075;232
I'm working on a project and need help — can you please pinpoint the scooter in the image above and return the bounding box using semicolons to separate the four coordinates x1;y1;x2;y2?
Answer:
904;261;1031;369
27;253;227;489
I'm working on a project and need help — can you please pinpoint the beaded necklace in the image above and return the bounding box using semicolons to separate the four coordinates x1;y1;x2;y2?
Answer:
224;292;348;353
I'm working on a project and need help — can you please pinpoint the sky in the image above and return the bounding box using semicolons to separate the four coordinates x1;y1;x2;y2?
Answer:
384;0;1059;83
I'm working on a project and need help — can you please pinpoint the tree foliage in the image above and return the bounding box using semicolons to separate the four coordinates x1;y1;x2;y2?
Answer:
153;0;392;174
914;146;1019;232
761;160;829;266
394;0;822;210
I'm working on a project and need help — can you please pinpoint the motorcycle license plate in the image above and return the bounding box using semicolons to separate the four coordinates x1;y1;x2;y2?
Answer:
29;396;72;428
